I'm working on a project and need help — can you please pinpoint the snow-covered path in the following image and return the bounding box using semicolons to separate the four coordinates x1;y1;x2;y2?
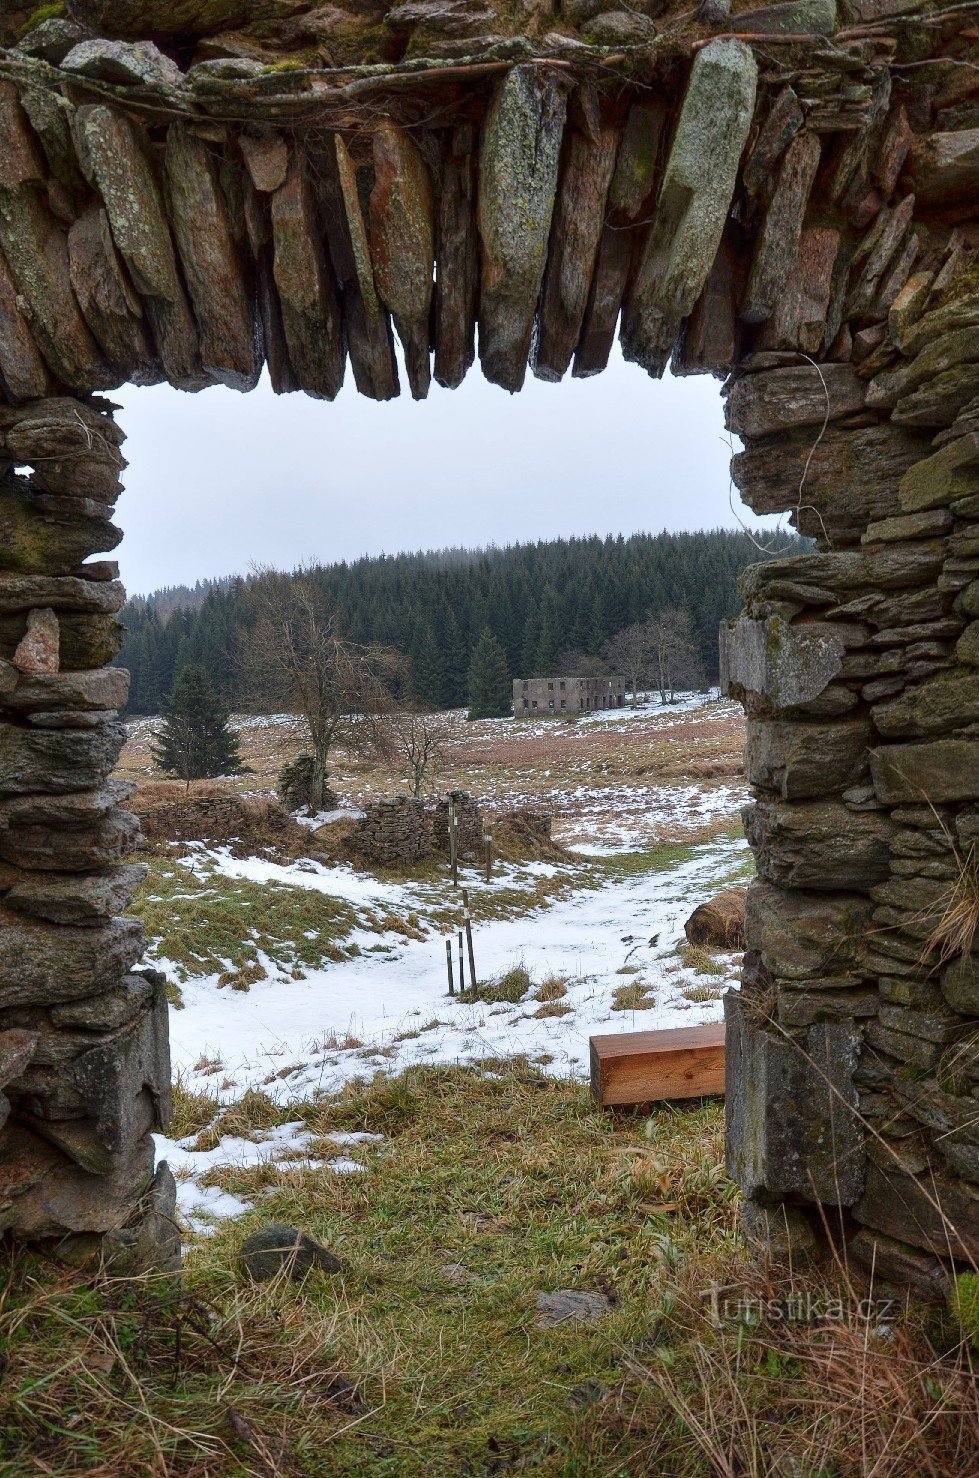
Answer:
164;834;748;1107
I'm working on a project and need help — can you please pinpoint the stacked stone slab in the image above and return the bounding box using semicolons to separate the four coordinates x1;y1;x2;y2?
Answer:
0;0;977;1285
723;262;979;1293
349;791;485;866
347;795;434;868
136;791;302;847
0;399;174;1262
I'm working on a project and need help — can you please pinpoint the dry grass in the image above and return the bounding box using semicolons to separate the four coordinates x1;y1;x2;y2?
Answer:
534;976;569;1003
924;843;979;970
4;1067;979;1474
115;700;747;853
612;980;657;1011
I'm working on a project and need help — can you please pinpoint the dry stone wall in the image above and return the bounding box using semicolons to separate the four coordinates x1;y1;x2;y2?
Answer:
348;790;484;866
0;0;977;1285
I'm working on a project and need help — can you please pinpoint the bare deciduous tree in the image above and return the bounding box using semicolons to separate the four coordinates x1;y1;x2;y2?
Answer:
646;606;701;704
556;648;609;680
244;570;399;810
388;709;446;798
603;624;654;704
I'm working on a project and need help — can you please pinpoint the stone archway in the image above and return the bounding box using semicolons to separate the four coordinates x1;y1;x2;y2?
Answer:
0;1;977;1292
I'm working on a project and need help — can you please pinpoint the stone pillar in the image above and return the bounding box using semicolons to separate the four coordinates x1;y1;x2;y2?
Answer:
723;340;979;1296
0;396;176;1269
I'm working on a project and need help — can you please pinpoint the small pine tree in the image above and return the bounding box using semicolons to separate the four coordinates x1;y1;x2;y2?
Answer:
467;629;511;720
153;665;242;789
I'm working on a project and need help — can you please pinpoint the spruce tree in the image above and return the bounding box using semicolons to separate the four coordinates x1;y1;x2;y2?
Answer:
467;629;512;720
153;665;242;788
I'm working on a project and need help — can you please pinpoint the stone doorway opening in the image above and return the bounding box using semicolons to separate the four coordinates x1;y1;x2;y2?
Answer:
1;11;978;1300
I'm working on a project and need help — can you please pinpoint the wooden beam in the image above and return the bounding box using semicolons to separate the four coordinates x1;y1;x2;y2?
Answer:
589;1022;726;1108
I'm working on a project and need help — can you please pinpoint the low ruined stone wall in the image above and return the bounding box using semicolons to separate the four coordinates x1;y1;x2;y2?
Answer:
348;791;487;868
431;791;484;861
346;795;434;868
723;317;979;1297
136;791;301;846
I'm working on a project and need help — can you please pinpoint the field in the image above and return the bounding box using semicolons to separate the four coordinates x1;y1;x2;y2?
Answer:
115;697;750;1228
5;698;978;1473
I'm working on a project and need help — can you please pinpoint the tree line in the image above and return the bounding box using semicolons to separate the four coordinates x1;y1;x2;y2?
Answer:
120;528;806;717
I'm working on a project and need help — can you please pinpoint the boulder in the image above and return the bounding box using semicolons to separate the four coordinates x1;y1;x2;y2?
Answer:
326;134;399;402
51;970;155;1029
684;887;746;949
942;955;979;1015
271;153;345;400
0;1027;37;1087
0;809;141;872
46;843;148;918
898;433;979;514
732;0;836;31
909;128;979;207
535;1288;609;1326
0;88;110;392
532;108;618;382
240;1223;345;1282
733;423;929;540
720;614;847;713
742;130;821;325
433;124;478;391
0;722;125;796
77;106;205;390
17;19;93;64
3;667;129;714
164;123;260;391
0;245;51;401
584;12;656;43
873;672;979;739
0;1120;155;1237
239;132;289;194
856;1160;979;1262
726;364;866;439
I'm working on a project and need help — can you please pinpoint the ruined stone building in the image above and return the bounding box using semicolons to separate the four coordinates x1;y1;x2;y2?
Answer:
0;0;977;1300
514;676;627;714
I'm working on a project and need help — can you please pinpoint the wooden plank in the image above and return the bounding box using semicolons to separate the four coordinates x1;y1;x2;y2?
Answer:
589;1022;725;1107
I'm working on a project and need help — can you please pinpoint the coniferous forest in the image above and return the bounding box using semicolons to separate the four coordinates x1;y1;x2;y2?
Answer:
118;529;808;715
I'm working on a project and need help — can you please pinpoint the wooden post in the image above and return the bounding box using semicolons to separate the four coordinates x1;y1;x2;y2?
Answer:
484;833;492;881
449;802;458;888
465;916;477;990
445;938;455;995
458;930;465;989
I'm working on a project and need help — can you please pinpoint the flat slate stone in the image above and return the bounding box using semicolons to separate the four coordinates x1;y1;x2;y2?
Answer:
536;1289;609;1326
622;39;757;374
478;65;567;392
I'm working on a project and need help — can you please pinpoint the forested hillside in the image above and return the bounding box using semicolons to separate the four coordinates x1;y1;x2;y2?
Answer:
118;529;807;714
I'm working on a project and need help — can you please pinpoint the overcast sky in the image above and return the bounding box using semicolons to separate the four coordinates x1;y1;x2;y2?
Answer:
111;341;771;596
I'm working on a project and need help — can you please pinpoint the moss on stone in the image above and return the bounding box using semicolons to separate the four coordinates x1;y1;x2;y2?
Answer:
19;3;65;38
951;1271;979;1350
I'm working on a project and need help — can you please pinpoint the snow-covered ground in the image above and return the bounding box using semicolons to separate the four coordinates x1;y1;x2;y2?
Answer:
164;834;747;1108
156;825;747;1230
141;697;748;1232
